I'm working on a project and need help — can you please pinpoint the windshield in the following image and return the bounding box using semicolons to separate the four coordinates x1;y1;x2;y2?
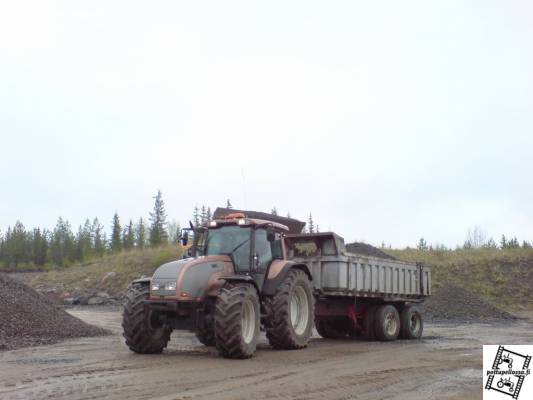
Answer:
205;226;251;271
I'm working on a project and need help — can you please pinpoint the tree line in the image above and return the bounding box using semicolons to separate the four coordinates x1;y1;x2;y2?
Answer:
0;190;172;269
0;192;320;269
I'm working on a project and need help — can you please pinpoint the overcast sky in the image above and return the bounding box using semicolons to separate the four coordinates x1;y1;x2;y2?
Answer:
1;1;532;248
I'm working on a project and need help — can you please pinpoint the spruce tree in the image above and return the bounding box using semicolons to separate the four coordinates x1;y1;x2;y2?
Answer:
110;212;122;252
206;207;212;222
92;218;105;256
135;218;146;248
193;205;200;227
149;190;168;246
200;205;207;225
123;220;135;250
271;207;278;216
307;213;315;233
226;199;232;209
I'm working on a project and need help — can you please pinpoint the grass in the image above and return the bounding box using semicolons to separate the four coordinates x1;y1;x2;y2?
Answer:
28;245;533;310
31;245;182;299
386;247;533;310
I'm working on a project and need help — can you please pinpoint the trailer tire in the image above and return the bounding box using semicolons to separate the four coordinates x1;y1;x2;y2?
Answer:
265;269;315;349
214;282;260;359
315;318;349;339
374;305;400;341
363;305;377;341
400;305;423;339
122;284;171;354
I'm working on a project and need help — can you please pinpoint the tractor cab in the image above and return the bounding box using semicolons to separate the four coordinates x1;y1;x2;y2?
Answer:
184;213;288;288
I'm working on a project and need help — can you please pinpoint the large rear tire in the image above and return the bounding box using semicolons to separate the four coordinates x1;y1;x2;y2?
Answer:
400;305;423;339
214;283;260;359
265;269;315;349
374;304;400;341
122;284;171;354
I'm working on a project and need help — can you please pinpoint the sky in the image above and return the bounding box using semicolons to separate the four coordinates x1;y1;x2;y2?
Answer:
1;0;532;248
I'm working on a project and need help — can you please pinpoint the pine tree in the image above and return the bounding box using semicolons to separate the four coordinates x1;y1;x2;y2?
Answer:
92;218;105;256
271;207;278;216
307;213;315;234
149;190;168;246
193;205;200;227
226;199;233;209
123;220;135;250
135;218;146;248
206;207;212;222
200;205;207;225
500;235;507;249
110;212;122;252
417;238;428;251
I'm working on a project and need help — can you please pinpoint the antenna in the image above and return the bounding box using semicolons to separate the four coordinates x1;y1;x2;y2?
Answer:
241;167;247;209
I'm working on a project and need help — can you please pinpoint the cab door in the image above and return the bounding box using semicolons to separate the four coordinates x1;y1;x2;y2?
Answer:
251;228;273;289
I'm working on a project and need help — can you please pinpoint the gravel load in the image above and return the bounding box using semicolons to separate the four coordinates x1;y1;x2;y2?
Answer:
0;273;109;351
345;242;396;260
422;285;518;322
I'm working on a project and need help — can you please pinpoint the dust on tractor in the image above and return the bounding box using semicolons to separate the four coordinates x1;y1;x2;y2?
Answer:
122;209;430;359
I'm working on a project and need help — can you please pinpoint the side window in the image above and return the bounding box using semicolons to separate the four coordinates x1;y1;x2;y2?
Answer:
254;229;273;270
271;233;283;259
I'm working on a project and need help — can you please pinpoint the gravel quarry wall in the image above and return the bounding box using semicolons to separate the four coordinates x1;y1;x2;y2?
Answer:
0;273;109;351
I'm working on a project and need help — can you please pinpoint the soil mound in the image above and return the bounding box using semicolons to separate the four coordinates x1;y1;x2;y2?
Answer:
0;273;109;351
422;285;517;322
345;242;396;260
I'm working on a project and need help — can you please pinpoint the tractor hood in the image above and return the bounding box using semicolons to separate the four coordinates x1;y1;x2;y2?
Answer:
150;255;232;300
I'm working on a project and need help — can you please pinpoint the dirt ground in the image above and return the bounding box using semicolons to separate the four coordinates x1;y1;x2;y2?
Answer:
0;309;532;400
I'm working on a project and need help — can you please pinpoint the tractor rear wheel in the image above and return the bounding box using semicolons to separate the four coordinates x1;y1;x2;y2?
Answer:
265;269;315;349
399;305;423;339
122;284;171;354
214;282;260;359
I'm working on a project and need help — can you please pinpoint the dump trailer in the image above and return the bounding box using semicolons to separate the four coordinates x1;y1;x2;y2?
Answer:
122;211;431;359
284;232;431;340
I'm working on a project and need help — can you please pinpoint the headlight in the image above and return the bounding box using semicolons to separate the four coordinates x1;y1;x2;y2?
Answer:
165;281;176;291
151;281;161;291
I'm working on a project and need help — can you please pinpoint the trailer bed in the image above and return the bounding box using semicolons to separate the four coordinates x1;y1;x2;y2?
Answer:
284;233;431;301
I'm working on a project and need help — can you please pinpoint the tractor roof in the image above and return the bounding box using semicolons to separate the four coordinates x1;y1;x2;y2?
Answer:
213;207;305;234
212;212;289;232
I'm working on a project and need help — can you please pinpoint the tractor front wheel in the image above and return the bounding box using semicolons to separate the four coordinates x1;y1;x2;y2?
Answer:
214;282;260;359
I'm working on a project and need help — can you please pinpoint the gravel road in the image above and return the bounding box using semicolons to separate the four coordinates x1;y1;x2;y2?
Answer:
0;309;532;400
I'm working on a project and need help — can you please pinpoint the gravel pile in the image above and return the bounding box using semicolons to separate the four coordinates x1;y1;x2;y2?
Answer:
422;285;518;322
0;273;109;351
345;242;396;260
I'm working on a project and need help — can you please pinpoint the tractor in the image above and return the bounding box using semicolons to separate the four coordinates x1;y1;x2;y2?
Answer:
122;212;314;359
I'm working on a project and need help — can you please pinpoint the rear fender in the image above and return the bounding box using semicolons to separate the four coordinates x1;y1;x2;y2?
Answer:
262;261;312;296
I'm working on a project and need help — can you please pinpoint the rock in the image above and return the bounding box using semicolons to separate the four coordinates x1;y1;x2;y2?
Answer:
87;292;113;305
101;271;116;284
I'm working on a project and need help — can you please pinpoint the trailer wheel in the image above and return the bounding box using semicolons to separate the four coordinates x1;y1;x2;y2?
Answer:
122;284;171;354
265;269;315;349
363;305;377;341
374;305;400;341
214;282;260;359
315;318;349;339
400;305;423;339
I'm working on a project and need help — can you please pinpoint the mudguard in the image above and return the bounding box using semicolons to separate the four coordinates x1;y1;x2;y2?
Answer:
262;261;312;296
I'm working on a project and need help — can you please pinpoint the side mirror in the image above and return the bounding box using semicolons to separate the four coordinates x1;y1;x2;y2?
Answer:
253;253;259;270
181;231;189;246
